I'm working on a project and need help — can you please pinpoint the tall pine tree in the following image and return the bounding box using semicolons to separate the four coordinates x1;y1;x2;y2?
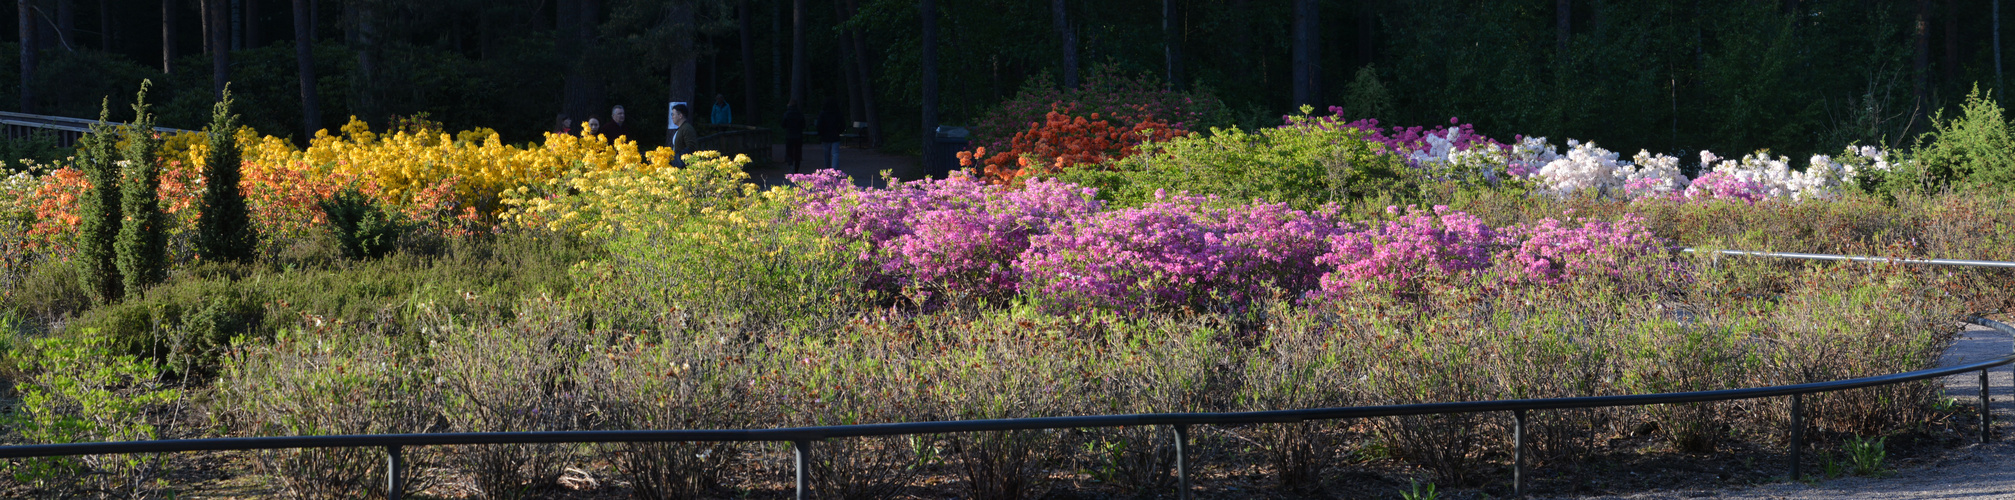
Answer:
195;86;257;262
76;98;124;304
116;81;168;298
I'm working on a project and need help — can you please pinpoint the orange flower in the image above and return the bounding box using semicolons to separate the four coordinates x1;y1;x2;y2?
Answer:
960;102;1179;186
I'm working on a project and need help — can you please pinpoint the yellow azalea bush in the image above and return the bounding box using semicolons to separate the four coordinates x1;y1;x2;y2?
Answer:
17;116;742;254
499;150;760;238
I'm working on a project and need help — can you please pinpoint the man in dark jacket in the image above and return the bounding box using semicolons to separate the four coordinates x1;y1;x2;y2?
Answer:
817;101;844;170
603;105;630;142
782;100;806;172
667;103;698;166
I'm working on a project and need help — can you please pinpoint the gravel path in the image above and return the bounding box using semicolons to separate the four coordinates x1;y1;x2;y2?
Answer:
1554;319;2015;500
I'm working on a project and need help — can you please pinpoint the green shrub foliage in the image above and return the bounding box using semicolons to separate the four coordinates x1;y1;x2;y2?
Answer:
1909;85;2015;191
115;81;168;298
76;99;125;304
1056;116;1403;211
317;187;407;260
195;87;257;262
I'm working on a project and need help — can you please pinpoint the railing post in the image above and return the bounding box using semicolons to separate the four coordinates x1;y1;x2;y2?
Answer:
793;440;811;500
1173;424;1191;500
1513;409;1526;498
1789;394;1803;481
1983;368;1994;443
386;445;404;500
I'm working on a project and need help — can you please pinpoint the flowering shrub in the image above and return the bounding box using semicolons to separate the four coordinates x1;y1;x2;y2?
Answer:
787;170;1678;312
1313;205;1496;296
1017;192;1346;311
499;150;757;238
1681;171;1768;204
1311;111;1510;168
23;166;87;254
959;104;1184;185
972;68;1226;154
787;169;1103;298
1061;112;1404;212
1498;214;1665;284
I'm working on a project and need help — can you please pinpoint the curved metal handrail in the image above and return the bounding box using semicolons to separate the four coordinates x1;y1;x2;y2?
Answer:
1;349;2006;458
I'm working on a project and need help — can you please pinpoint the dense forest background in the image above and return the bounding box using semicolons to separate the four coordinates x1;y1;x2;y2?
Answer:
4;0;2007;161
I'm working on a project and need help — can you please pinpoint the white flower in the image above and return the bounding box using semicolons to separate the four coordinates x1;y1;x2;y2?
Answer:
1619;150;1688;199
1533;140;1625;198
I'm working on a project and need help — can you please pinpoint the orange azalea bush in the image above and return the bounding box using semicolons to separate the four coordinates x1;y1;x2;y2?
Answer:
958;103;1183;185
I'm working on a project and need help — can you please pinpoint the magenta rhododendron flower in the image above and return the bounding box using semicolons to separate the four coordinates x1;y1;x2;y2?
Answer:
1499;214;1664;284
1314;205;1495;296
788;170;1672;312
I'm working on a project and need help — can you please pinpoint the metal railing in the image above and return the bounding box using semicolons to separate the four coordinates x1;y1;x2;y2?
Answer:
2;250;2010;499
1683;248;2015;269
0;111;191;148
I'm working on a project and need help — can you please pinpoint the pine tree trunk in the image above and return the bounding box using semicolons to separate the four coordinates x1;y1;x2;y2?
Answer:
1292;0;1319;109
1163;0;1180;91
1914;0;1930;133
788;0;804;106
770;0;781;111
1357;0;1376;66
98;0;109;50
200;0;210;54
1944;0;1958;87
244;0;259;48
666;0;696;147
739;0;757;123
211;0;229;99
843;0;879;147
19;0;35;112
162;0;175;73
558;0;582;120
347;1;380;124
832;0;860;121
292;0;319;138
1556;0;1570;61
921;0;939;165
1051;0;1077;89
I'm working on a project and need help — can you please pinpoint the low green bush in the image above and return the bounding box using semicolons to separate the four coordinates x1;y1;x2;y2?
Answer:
60;231;593;377
1053;114;1404;211
318;187;407;261
590;200;865;334
1907;85;2015;192
3;330;181;496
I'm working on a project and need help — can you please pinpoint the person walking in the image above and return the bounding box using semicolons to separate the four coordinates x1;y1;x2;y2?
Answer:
668;103;698;166
583;118;601;137
782;100;806;173
603;105;631;142
818;101;844;171
711;94;733;125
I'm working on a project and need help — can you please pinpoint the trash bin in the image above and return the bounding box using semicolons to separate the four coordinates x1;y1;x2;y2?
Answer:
928;126;970;179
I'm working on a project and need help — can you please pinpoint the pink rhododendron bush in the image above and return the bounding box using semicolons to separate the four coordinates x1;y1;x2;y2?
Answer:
790;169;1672;312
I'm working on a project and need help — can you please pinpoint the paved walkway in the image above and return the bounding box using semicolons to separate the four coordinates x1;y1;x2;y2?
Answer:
1556;318;2015;499
744;142;923;189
